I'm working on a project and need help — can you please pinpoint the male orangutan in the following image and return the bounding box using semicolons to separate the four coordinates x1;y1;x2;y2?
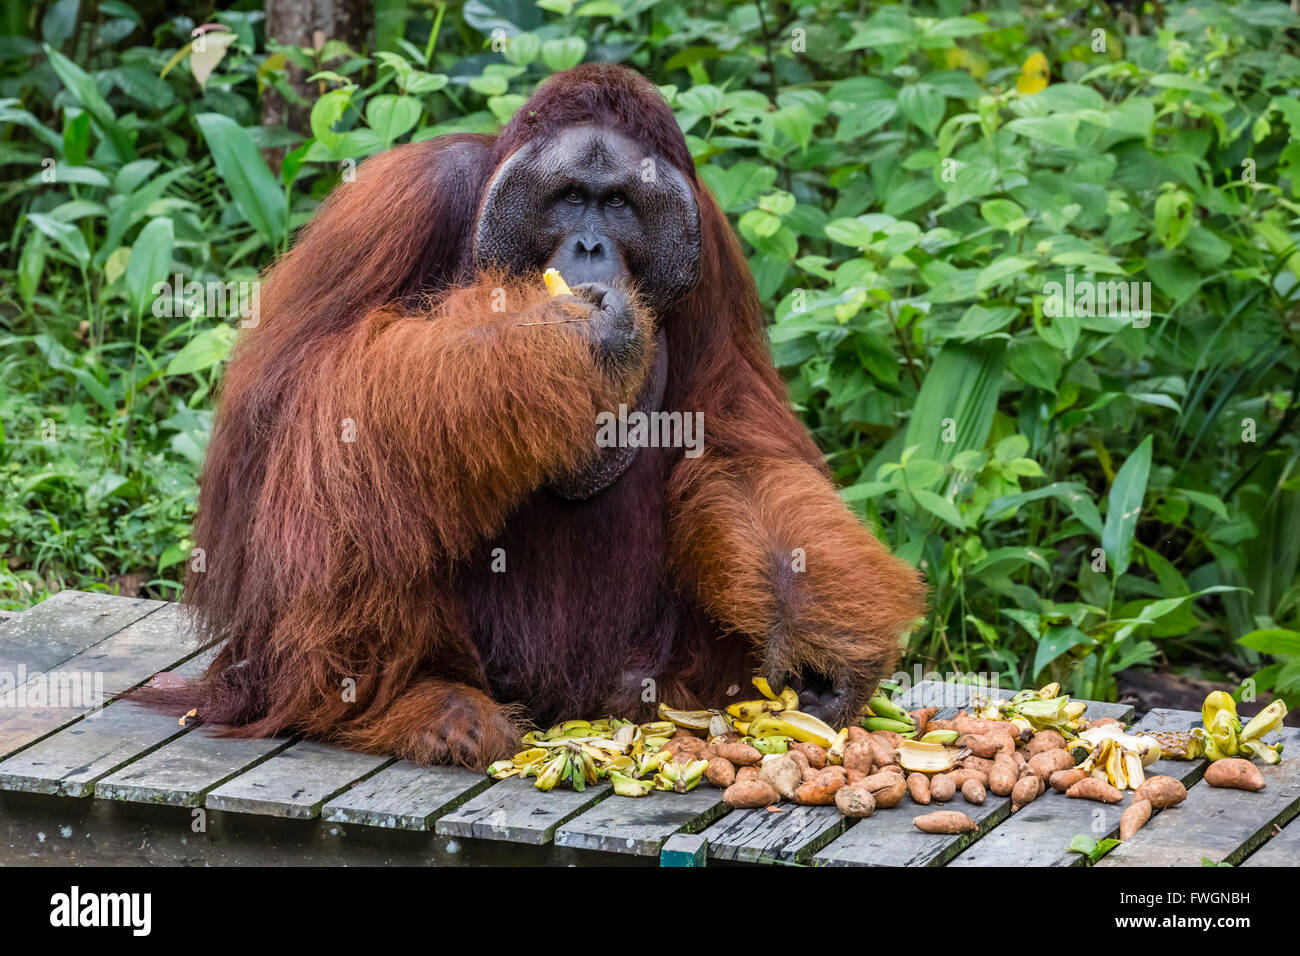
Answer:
159;64;926;768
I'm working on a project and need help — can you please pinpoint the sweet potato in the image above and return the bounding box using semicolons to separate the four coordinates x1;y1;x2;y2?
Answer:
843;740;874;776
955;733;1013;759
960;755;995;775
876;764;903;776
1026;730;1067;756
759;755;802;801
795;770;846;806
1204;758;1265;791
846;726;869;742
868;734;899;770
910;707;939;737
1134;775;1187;809
933;714;1024;739
786;749;810;774
846;768;867;785
705;756;736;789
835;784;877;818
1120;799;1152;840
790;741;826;770
961;778;986;805
713;742;763;767
1011;774;1043;812
1050;768;1087;793
736;765;760;784
988;754;1019;796
908;772;931;805
1066;777;1123;803
723;780;780;808
914;810;977;834
949;767;988;788
929;773;956;803
862;771;907;808
1028;748;1075;782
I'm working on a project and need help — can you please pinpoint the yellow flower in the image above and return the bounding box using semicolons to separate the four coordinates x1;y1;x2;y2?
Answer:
1017;52;1050;94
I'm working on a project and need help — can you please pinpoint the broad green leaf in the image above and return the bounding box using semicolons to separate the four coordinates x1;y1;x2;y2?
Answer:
126;217;174;319
44;44;135;161
1238;629;1300;657
196;113;287;246
166;325;238;377
27;212;89;267
1102;435;1153;577
367;95;421;144
541;37;586;72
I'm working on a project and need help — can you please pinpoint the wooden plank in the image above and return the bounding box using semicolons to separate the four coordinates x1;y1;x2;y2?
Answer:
948;708;1204;868
1242;817;1300;866
435;776;610;845
0;648;212;796
0;603;200;759
0;590;164;675
699;803;845;863
1098;723;1300;867
94;729;293;807
321;760;489;831
554;786;727;856
206;741;391;819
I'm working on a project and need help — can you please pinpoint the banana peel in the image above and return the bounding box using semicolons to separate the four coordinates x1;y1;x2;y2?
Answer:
896;740;970;774
747;710;839;748
1073;725;1161;790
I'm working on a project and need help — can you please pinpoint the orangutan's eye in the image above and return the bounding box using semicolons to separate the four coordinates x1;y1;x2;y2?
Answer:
565;190;583;204
607;194;626;207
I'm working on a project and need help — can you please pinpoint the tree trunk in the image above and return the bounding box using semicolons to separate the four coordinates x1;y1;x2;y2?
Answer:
261;0;372;171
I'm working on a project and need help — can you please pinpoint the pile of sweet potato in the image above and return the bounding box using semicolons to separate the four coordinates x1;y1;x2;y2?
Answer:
669;707;1191;840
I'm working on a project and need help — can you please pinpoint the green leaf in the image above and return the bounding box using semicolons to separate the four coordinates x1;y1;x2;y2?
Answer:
27;212;89;267
310;88;352;151
126;217;174;319
195;113;287;247
1155;189;1194;250
541;37;586;72
912;488;965;529
986;482;1103;538
166;325;237;377
902;341;1006;471
44;44;135;161
1102;435;1153;577
366;95;421;145
1005;114;1079;148
976;256;1034;292
898;84;945;136
1238;629;1300;657
1034;625;1094;678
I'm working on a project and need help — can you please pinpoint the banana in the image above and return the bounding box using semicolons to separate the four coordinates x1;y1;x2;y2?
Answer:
861;716;916;734
921;729;959;745
535;753;566;791
1036;682;1061;700
866;694;913;724
639;720;676;737
610;771;655;797
487;759;518;779
748;710;838;748
745;735;790;755
751;676;780;701
826;728;851;765
657;705;715;731
543;268;572;297
779;686;800;710
726;698;784;720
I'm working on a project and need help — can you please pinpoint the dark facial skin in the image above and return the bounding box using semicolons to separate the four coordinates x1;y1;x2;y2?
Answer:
474;126;701;315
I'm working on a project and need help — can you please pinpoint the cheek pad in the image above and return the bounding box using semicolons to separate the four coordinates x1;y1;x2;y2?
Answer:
475;138;702;312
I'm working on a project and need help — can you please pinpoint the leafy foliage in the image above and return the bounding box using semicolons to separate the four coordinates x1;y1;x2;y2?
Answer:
0;0;1297;705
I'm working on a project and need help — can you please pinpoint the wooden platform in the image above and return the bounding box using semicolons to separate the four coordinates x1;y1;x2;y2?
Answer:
1;592;1296;866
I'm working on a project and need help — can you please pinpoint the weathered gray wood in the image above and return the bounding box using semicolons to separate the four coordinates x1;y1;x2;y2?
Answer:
1098;723;1300;867
435;776;610;844
0;590;164;676
699;803;845;863
1242;817;1300;866
948;708;1204;868
0;648;213;795
94;729;293;807
321;760;490;830
206;741;391;819
0;603;201;758
0;701;190;796
554;786;727;856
